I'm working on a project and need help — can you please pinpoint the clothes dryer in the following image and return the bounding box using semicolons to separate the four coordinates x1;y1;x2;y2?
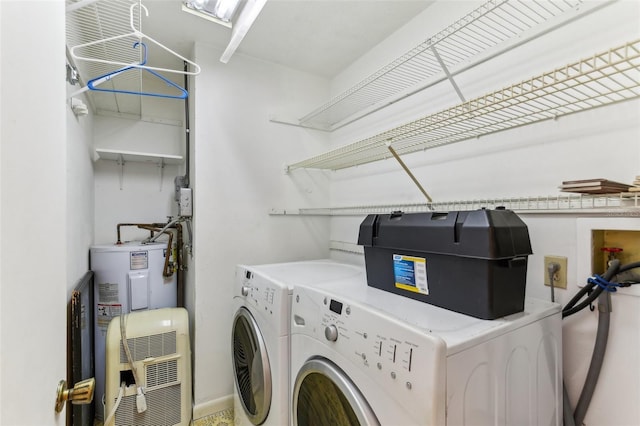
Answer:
290;276;562;425
231;260;364;426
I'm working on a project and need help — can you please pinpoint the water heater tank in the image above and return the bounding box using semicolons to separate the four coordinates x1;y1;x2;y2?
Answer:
90;242;177;421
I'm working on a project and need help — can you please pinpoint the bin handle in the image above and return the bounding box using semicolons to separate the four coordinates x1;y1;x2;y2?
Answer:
508;257;527;268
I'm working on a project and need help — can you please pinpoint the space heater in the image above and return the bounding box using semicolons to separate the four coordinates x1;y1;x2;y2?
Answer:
104;308;192;426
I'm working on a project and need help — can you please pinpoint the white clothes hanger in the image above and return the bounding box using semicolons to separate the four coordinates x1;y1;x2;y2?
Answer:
69;3;201;76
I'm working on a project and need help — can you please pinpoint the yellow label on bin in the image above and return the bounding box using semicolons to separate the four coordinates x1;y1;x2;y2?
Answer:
393;254;428;295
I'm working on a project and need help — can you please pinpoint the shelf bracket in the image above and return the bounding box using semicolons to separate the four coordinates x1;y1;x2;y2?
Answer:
431;46;466;103
386;142;433;205
117;154;125;190
158;158;165;192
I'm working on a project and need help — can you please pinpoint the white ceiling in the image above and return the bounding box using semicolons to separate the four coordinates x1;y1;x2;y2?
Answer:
66;0;433;118
142;0;434;78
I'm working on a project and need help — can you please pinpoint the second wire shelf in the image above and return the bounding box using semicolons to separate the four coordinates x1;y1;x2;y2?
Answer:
286;40;640;172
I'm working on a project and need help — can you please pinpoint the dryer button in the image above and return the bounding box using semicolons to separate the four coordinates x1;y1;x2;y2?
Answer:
324;325;338;342
241;286;250;297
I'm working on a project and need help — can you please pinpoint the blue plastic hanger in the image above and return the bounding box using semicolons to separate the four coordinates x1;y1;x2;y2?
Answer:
87;42;188;99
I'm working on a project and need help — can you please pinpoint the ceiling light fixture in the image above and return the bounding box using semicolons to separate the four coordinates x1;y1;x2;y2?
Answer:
182;0;267;64
182;0;243;28
219;0;267;64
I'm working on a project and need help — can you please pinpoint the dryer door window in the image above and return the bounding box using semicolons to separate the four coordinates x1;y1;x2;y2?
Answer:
232;307;272;425
293;358;380;426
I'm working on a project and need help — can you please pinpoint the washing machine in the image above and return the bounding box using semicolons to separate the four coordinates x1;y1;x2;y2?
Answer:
231;259;364;426
290;276;563;425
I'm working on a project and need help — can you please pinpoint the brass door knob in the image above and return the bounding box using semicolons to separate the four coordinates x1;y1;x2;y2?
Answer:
55;377;95;413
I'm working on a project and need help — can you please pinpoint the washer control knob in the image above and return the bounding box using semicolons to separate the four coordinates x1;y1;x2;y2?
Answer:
324;325;339;342
241;286;250;297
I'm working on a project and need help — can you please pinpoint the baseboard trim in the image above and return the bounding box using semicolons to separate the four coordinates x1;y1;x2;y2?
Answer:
193;394;234;420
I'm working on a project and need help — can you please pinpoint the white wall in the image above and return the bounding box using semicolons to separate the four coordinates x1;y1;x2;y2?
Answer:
326;1;640;425
190;43;332;414
66;89;95;283
93;159;182;243
0;1;67;424
0;2;4;421
93;115;183;244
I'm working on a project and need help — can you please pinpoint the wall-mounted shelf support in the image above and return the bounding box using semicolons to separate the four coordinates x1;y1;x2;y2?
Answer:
158;157;165;192
386;142;432;203
431;46;466;103
117;154;125;191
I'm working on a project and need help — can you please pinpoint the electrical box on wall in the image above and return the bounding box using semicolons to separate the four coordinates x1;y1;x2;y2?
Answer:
178;187;192;217
577;218;640;296
174;175;187;201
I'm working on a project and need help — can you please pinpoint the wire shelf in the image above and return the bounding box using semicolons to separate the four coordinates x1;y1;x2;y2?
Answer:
298;0;591;130
287;40;640;171
66;0;145;116
270;193;640;216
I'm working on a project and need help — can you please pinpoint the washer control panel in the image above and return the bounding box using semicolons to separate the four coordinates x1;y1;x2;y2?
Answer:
292;284;446;418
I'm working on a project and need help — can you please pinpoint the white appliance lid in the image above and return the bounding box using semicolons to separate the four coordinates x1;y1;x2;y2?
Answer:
241;259;364;291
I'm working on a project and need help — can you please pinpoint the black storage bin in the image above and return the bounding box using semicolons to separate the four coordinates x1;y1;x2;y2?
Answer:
357;208;532;319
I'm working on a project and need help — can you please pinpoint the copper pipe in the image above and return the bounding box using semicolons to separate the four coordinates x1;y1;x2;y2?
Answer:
145;222;185;307
136;225;174;278
175;223;184;308
116;222;161;244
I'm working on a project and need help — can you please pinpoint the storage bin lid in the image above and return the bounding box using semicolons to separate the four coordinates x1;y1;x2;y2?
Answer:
357;208;532;260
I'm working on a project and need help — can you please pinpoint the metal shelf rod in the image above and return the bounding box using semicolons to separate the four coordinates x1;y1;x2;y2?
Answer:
270;194;640;216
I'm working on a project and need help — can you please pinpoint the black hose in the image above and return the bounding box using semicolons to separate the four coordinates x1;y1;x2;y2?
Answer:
562;260;620;318
617;261;640;274
562;285;602;318
563;384;576;426
573;290;611;425
562;260;640;425
563;259;620;425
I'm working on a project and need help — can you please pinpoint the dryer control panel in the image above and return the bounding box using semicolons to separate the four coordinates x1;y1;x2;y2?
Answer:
234;266;290;334
291;283;447;424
